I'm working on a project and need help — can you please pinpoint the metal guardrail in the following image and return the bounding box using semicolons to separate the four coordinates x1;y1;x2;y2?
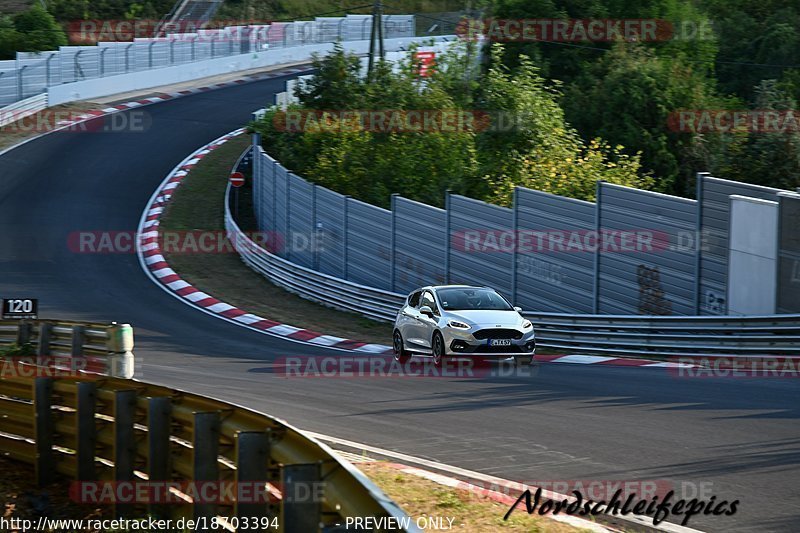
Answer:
0;92;47;127
526;312;800;357
0;368;417;532
0;319;134;377
226;147;800;358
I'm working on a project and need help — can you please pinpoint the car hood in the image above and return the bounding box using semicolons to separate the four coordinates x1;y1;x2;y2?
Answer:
444;310;525;327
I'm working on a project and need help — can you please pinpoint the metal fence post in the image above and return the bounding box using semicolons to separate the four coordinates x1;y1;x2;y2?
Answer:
694;172;709;315
124;43;134;72
45;53;55;86
286;173;292;261
511;187;519;304
113;390;136;482
71;325;86;357
100;47;108;77
343;196;350;280
37;322;51;356
282;463;322;533
17;65;27;101
444;190;451;284
147;397;172;519
312;186;319;271
593;181;603;314
193;412;221;522
235;432;271;526
34;377;54;486
75;381;97;481
16;321;32;345
390;193;398;291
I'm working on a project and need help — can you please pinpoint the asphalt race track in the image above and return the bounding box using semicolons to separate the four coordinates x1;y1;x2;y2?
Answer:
1;75;798;532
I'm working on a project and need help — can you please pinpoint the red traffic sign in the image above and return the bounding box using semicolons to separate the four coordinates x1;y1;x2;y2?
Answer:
230;172;245;188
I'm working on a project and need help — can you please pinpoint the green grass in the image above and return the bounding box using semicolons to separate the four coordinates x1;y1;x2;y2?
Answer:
158;133;392;344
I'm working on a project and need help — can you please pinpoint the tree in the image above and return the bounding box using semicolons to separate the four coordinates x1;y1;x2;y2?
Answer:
474;45;650;205
702;80;800;191
563;43;726;196
13;5;68;52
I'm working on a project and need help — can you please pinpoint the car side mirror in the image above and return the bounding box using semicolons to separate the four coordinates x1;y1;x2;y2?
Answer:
419;306;434;318
514;306;523;313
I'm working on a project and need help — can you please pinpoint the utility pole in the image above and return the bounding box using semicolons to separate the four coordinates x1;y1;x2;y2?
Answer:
367;0;385;79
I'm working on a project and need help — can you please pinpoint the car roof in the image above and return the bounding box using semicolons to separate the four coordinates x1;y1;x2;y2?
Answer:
413;285;491;292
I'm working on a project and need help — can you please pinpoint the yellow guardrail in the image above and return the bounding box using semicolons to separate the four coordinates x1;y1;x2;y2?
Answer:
0;319;133;378
0;320;414;532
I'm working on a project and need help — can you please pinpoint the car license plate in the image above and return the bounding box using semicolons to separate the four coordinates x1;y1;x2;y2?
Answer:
489;339;512;346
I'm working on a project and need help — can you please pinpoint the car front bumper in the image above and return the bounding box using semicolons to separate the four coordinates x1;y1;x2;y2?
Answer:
442;328;536;357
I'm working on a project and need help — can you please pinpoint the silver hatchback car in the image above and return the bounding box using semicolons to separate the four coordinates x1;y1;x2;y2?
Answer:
393;285;536;366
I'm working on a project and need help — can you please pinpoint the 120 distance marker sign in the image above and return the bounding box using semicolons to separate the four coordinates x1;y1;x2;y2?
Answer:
2;299;38;319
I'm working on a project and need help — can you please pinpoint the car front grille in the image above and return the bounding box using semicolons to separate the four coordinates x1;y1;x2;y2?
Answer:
473;328;523;340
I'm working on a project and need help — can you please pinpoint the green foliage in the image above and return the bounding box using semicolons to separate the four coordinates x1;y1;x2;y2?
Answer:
253;43;649;208
563;43;727;195
0;343;35;358
697;81;800;191
0;6;67;59
474;45;649;204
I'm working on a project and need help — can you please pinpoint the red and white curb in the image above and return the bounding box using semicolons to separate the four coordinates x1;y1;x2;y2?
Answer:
536;354;698;368
136;130;395;355
52;66;311;128
136;129;699;367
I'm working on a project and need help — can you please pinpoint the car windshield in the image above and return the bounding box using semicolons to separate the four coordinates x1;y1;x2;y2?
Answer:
437;288;513;311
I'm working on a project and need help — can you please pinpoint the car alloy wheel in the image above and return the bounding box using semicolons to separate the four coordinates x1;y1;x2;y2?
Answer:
393;330;411;364
432;332;444;367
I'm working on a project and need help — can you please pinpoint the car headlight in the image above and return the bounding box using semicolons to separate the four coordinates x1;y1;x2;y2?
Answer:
522;320;532;329
448;320;470;329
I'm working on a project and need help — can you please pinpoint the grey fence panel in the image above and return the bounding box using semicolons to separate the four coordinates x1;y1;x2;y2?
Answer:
597;183;698;315
393;197;446;294
315;187;347;279
382;16;416;38
0;70;17;105
344;16;372;41
448;195;514;298
287;174;314;268
515;187;595;313
273;166;289;259
346;199;392;290
253;148;267;231
315;18;345;42
698;176;782;315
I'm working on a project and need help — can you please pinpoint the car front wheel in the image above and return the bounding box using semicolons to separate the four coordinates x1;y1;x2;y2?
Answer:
393;330;411;364
432;332;445;367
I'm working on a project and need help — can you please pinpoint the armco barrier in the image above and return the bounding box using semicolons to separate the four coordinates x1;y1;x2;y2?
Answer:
226;148;800;357
0;319;134;378
0;93;47;127
0;369;418;533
